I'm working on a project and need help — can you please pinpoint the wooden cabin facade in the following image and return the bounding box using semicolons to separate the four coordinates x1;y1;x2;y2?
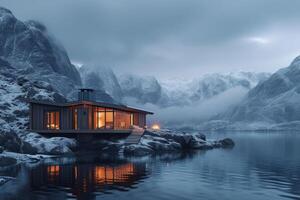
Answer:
29;89;153;135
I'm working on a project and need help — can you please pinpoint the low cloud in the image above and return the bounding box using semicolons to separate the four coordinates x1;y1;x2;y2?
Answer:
2;0;300;78
127;86;248;128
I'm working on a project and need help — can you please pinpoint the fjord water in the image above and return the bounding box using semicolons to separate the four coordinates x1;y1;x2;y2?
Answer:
1;132;300;200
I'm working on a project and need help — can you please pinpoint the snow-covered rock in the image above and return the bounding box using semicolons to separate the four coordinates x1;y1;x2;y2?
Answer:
0;176;15;186
0;156;17;167
22;133;77;155
123;129;234;156
0;63;71;152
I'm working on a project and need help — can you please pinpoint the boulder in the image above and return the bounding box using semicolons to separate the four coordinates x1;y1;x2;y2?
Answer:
189;138;212;150
141;135;182;152
21;141;38;155
49;146;72;155
16;76;29;86
195;132;206;141
13;109;28;118
140;130;235;152
158;133;194;148
22;132;77;155
144;130;160;137
0;131;21;153
0;156;17;167
124;145;154;156
219;138;235;148
101;142;122;154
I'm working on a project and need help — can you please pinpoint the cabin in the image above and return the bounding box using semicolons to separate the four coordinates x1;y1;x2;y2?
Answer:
29;89;153;137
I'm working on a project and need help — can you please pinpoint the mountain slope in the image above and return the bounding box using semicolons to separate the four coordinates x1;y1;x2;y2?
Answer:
219;56;300;128
0;7;81;97
79;65;122;103
0;7;79;154
119;74;162;105
79;62;269;109
160;72;270;107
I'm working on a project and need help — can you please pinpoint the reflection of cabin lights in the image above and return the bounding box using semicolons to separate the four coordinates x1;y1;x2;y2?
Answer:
48;165;60;175
94;164;134;184
151;124;160;130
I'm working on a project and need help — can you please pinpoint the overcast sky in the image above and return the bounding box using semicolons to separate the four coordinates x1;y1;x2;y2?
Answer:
2;0;300;79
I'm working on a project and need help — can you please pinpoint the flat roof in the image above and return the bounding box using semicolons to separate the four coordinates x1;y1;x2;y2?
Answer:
28;99;154;114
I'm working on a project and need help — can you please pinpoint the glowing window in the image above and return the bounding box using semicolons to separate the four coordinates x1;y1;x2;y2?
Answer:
94;111;105;129
45;111;60;130
130;114;134;126
105;111;114;129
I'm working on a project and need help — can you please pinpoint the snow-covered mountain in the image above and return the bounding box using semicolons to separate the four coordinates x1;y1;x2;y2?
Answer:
80;64;269;108
79;64;270;128
0;7;81;98
119;74;163;105
79;65;121;103
215;56;300;130
159;72;270;107
0;7;79;154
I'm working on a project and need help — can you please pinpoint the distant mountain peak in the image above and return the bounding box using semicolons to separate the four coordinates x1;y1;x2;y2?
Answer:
291;55;300;65
217;54;300;128
0;7;82;99
25;20;48;32
0;7;13;15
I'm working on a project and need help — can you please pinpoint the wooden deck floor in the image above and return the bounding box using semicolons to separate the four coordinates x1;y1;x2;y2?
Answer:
30;129;132;134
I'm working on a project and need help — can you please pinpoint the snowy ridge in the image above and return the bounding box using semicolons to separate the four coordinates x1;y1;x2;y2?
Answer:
0;7;78;155
80;65;269;108
79;65;122;102
200;55;300;130
0;7;81;98
159;72;270;106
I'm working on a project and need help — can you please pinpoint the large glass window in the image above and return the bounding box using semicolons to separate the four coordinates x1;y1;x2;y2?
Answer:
45;111;60;130
93;107;136;129
114;111;131;129
94;111;105;129
105;111;114;129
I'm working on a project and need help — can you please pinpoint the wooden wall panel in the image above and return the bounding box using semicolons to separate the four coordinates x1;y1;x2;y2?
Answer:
138;113;146;128
31;104;62;130
133;113;139;126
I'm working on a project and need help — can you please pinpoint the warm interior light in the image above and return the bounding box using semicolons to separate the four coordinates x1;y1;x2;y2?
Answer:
151;124;160;130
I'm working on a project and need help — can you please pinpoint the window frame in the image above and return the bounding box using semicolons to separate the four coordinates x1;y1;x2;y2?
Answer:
44;110;60;130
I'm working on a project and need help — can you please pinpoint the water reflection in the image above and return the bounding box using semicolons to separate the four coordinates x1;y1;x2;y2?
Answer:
28;160;148;199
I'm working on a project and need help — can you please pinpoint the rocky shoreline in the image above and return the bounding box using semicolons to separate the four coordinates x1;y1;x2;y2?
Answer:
123;129;234;156
0;129;234;187
0;129;234;169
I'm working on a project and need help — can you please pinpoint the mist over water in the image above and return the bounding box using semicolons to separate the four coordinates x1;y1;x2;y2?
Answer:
129;86;248;126
1;131;300;200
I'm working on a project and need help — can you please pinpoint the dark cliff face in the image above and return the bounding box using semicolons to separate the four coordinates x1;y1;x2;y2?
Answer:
79;65;122;103
119;74;162;105
0;7;81;97
222;56;300;124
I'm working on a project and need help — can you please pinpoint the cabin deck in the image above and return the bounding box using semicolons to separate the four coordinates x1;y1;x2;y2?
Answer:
31;129;132;134
29;129;132;138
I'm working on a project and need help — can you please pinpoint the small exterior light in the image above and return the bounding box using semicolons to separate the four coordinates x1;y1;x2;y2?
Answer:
151;124;160;130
